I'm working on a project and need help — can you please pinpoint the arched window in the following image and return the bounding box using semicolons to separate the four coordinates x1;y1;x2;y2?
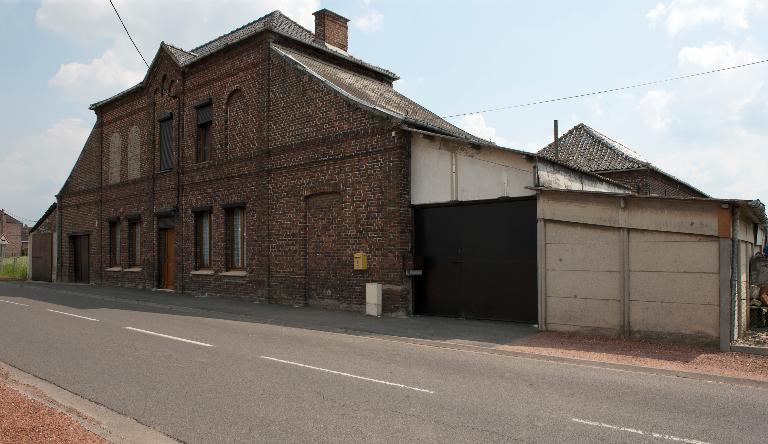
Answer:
126;126;141;180
109;133;121;184
225;89;245;152
160;74;167;97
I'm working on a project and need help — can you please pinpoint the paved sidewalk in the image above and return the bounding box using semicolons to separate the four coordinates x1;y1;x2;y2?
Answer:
11;281;539;346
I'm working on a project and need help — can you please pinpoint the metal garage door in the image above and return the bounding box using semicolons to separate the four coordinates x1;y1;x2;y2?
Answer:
414;199;537;323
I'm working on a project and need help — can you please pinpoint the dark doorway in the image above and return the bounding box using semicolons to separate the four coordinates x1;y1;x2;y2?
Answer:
30;232;52;282
159;228;175;289
414;199;537;323
71;235;89;283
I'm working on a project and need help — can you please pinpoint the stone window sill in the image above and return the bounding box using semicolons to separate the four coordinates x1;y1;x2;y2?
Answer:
105;267;122;272
220;270;247;277
191;269;214;276
124;267;143;272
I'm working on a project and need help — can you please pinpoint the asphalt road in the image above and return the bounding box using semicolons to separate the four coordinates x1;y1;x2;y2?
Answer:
0;282;765;443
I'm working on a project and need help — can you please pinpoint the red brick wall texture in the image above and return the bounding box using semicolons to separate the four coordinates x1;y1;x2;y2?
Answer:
56;28;412;315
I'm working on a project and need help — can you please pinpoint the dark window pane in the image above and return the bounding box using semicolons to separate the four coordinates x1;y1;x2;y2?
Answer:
160;119;173;170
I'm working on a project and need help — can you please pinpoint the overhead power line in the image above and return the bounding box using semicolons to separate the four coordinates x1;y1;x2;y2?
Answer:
3;211;36;224
107;0;149;68
441;58;768;119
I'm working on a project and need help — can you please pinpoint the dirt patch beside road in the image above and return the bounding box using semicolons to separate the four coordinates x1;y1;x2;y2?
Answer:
499;332;768;382
0;370;106;444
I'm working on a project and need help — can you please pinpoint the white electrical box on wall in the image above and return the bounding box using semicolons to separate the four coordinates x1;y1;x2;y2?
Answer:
365;283;382;317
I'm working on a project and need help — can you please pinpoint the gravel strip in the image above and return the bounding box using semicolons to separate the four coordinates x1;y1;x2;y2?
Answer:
499;332;768;382
734;328;768;348
0;378;106;444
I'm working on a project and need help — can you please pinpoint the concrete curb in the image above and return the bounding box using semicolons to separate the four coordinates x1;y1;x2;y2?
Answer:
0;361;179;444
343;330;768;389
730;344;768;356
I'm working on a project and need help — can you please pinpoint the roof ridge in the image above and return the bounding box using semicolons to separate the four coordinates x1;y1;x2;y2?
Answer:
163;41;196;56
580;124;648;166
578;123;709;197
272;43;389;86
271;44;487;144
274;9;317;38
190;10;280;53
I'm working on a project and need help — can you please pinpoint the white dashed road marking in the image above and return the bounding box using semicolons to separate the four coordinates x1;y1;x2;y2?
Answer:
571;418;711;444
46;309;99;322
261;356;435;394
0;299;29;307
124;327;214;347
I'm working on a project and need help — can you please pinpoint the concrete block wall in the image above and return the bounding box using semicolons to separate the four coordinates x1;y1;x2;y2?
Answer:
538;191;744;346
543;220;721;344
543;222;622;336
628;231;720;342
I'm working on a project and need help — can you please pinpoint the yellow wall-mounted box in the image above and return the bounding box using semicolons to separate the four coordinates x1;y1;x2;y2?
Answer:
353;252;368;270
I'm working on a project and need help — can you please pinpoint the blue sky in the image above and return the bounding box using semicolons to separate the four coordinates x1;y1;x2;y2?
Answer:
1;0;766;223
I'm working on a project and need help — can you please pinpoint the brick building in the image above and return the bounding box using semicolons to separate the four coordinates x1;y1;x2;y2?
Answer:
0;210;24;257
539;123;708;198
48;8;766;347
53;9;482;314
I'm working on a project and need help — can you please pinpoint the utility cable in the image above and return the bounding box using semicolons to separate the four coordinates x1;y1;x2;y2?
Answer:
441;58;768;118
107;0;149;68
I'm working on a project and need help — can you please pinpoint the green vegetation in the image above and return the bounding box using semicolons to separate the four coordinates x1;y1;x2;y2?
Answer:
0;256;28;280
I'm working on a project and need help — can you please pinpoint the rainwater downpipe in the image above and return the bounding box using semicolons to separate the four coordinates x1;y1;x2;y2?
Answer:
731;206;741;341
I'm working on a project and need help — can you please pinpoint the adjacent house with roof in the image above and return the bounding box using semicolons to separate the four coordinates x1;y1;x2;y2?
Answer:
539;123;707;198
44;8;765;348
0;210;25;258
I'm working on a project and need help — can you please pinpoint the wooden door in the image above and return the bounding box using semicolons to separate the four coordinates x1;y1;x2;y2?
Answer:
72;235;89;283
30;232;52;282
159;228;175;289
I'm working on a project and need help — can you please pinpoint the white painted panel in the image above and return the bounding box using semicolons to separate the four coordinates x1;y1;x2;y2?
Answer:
411;139;452;205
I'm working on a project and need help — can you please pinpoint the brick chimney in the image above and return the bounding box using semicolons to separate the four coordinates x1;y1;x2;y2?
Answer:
313;9;350;51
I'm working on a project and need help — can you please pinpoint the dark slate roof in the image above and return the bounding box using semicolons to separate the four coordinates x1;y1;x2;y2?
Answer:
91;10;398;110
183;11;397;79
539;123;648;172
272;44;488;144
164;43;197;66
2;213;21;225
30;202;57;233
538;123;708;197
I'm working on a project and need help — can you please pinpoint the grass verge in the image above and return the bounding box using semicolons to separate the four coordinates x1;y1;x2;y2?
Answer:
0;257;27;280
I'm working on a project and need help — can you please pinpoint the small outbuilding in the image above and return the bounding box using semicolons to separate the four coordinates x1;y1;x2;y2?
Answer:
409;128;766;347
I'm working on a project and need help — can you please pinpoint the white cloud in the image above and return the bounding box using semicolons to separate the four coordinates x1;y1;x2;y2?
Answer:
646;0;765;36
0;118;92;218
677;42;763;115
625;38;767;199
354;10;383;32
37;0;320;105
638;90;675;131
677;41;758;70
49;49;145;104
458;114;508;145
646;3;668;26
